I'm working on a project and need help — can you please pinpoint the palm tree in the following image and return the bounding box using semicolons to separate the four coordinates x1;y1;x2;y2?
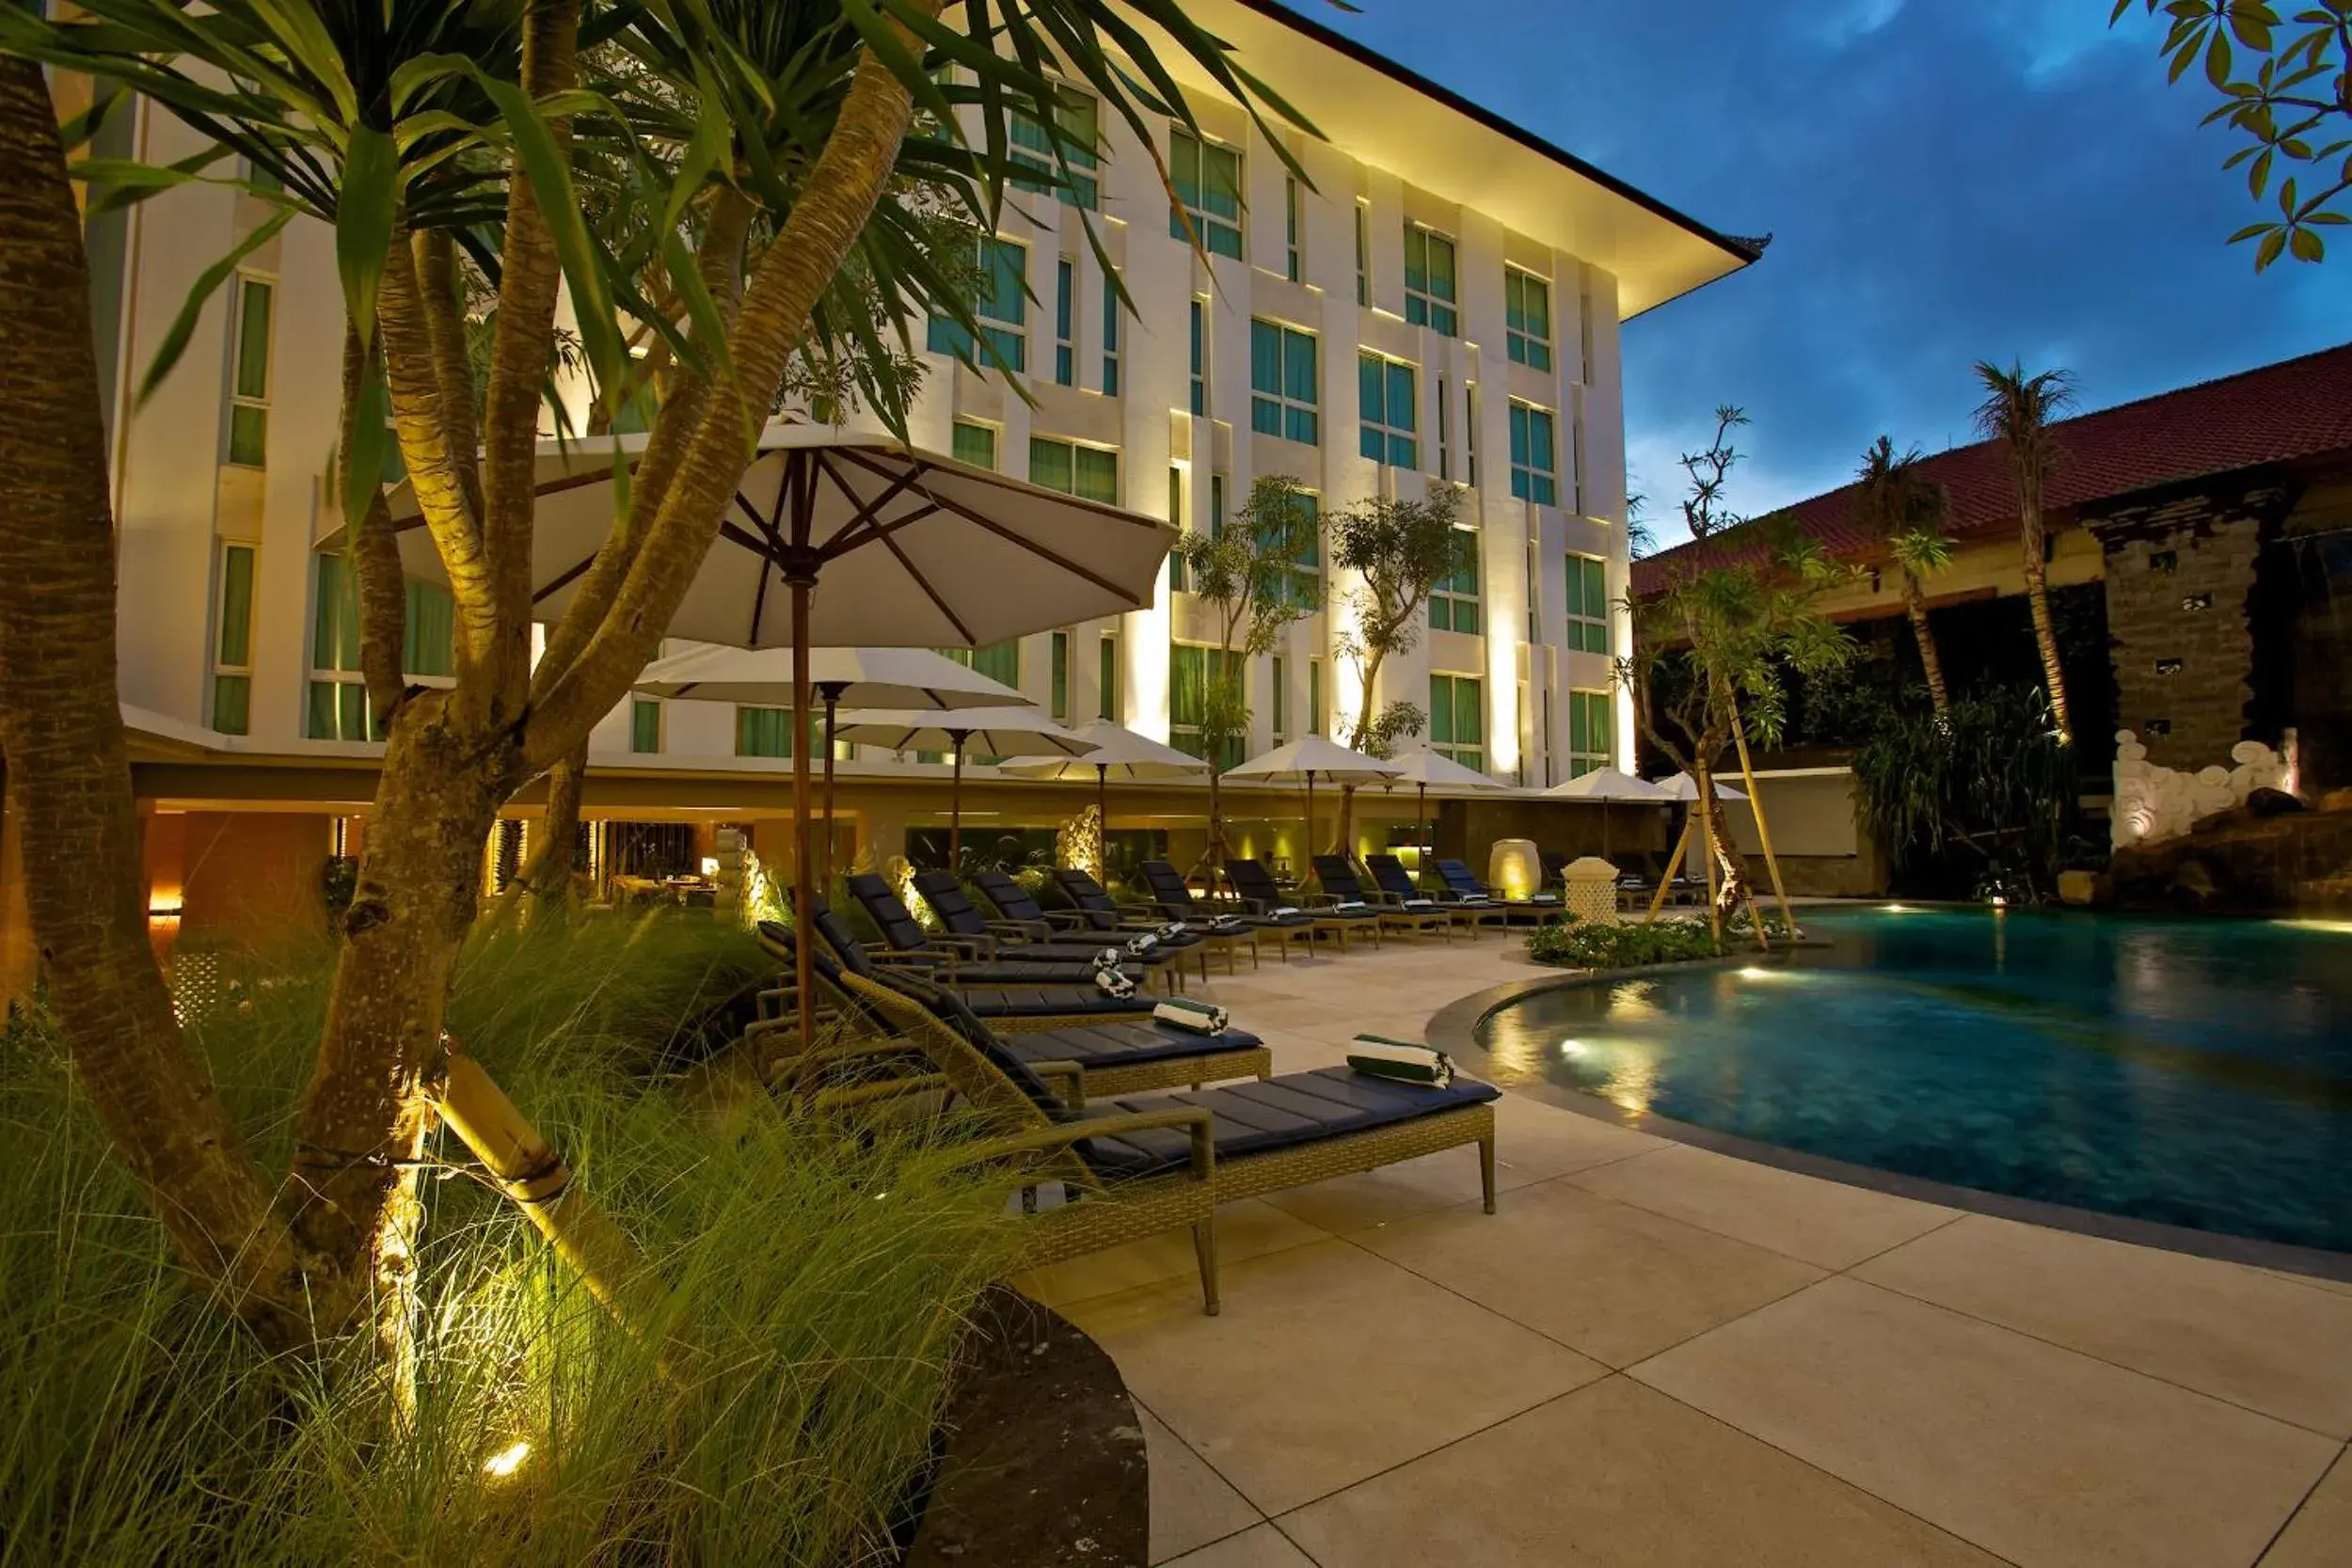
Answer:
1972;360;2077;743
1853;436;1955;714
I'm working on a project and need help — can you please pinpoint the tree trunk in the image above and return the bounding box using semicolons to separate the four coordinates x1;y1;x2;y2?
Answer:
2020;514;2072;744
277;698;518;1331
1331;782;1357;860
1902;574;1949;716
0;56;305;1339
524;740;589;905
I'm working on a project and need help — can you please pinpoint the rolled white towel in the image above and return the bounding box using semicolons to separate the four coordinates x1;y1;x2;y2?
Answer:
1525;894;1562;906
1153;997;1228;1034
1091;947;1124;971
1331;899;1369;911
1094;966;1137;999
1157;921;1188;942
1272;906;1302;918
1125;932;1159;958
1345;1035;1454;1088
1402;897;1436;910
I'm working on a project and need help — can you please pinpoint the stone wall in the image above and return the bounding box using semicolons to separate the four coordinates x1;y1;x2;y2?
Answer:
2085;479;2294;770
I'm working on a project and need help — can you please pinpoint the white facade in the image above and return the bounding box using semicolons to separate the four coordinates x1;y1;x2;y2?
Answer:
92;11;1751;797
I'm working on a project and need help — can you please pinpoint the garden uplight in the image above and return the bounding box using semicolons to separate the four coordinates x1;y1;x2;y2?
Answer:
482;1440;532;1479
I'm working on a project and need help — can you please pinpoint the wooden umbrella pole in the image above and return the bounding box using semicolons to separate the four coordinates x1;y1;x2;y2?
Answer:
949;735;967;865
1096;763;1108;879
819;688;841;894
1418;781;1429;888
1304;771;1316;891
788;575;818;1086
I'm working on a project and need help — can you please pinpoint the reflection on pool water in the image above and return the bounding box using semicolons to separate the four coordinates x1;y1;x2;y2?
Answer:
1476;908;2352;1254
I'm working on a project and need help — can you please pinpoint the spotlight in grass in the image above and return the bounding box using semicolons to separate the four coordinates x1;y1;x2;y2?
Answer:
483;1440;531;1479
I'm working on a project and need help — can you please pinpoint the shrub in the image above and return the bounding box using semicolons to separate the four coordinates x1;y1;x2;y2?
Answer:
0;909;1024;1566
1526;916;1721;970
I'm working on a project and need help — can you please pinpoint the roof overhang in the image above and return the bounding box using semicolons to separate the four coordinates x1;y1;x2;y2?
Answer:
1121;0;1760;318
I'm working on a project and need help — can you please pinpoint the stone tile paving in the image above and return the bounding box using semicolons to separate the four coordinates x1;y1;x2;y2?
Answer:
1015;933;2352;1566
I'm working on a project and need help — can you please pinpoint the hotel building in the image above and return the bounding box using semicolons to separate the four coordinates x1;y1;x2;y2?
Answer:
16;0;1756;962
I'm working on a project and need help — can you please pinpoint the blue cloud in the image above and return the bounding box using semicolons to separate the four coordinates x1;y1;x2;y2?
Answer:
1270;0;2345;544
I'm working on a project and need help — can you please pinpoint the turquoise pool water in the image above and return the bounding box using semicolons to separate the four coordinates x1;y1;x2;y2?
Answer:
1476;909;2352;1254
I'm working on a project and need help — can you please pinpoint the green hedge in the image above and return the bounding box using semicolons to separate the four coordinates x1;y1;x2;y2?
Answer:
1525;915;1721;970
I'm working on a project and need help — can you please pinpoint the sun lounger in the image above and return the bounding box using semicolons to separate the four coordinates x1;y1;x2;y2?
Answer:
837;963;1499;1314
756;924;1272;1099
1136;859;1308;966
1432;859;1565;926
1365;854;1496;935
1226;858;1381;951
778;897;1158;1031
912;870;1196;990
843;872;1153;990
1313;855;1455;941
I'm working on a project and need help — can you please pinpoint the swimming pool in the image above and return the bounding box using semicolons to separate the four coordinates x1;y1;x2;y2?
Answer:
1475;909;2352;1255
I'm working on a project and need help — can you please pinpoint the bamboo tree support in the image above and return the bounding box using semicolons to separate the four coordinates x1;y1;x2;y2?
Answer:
1645;816;1693;924
1692;792;1727;953
428;1041;682;1367
1730;721;1800;940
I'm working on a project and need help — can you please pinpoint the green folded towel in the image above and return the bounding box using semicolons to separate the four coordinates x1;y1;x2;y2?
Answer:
1153;998;1228;1035
1346;1036;1454;1088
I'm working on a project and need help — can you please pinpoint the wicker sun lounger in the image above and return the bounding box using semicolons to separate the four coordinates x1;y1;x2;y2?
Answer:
1312;856;1455;941
755;925;1272;1100
843;873;1158;991
838;964;1499;1314
912;870;1198;990
1138;860;1307;965
1364;854;1496;935
1226;858;1381;951
1432;860;1566;927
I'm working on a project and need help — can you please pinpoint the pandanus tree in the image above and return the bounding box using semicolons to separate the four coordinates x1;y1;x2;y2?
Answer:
1852;436;1955;714
1172;474;1322;891
0;0;1308;1348
1972;359;2077;745
1328;483;1468;856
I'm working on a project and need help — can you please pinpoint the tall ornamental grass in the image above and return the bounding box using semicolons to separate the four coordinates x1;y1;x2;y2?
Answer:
0;910;1024;1566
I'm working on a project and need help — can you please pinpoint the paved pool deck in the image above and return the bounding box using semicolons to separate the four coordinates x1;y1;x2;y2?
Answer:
1013;933;2352;1568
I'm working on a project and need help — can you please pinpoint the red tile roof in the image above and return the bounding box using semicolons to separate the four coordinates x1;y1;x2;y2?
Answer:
1632;340;2352;593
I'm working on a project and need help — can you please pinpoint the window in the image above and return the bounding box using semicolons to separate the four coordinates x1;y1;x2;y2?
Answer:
1566;689;1613;778
1509;401;1559;506
1169;641;1245;768
937;641;1021;689
1428;673;1484;773
952;419;997;470
1009;90;1100;209
1098;633;1120;721
1436;374;1453;482
1101;276;1121;395
1353;201;1370;307
926;236;1025;372
1505;268;1553;371
226;276;272;467
1188;296;1207;416
1271;655;1289;741
1209;471;1227;537
1029;436;1118;504
630;698;662;754
308;552;454;739
1429;528;1480;634
1166;466;1189;592
211;542;255;735
1248;319;1318;445
1403;225;1457;336
1525;535;1539;642
1565;554;1610;655
1465;381;1481;489
1283;175;1302;282
1054;257;1075;387
1168;130;1243;259
1309;657;1324;736
1050;630;1070;721
1260;489;1321;611
1358;351;1418;468
1571;410;1586;514
1543;688;1556;786
1578;267;1596;385
737;705;824;758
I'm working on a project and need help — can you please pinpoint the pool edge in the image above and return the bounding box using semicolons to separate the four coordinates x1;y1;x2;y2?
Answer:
1426;967;2352;1289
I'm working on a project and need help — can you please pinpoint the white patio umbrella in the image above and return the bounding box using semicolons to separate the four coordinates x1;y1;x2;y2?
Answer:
1226;736;1404;875
832;708;1092;863
366;424;1174;1074
1661;770;1748;801
1544;766;1676;857
634;643;1028;885
1000;720;1207;852
1379;749;1504;882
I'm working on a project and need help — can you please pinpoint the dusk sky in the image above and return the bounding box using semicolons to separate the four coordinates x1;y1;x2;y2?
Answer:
1278;0;2349;548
